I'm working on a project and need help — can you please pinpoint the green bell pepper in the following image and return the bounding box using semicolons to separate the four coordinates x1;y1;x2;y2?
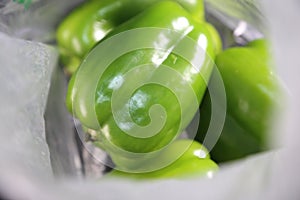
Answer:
196;39;280;162
67;1;219;171
106;139;218;179
56;0;206;73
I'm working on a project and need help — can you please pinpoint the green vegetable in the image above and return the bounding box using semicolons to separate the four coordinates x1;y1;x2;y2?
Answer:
205;23;222;54
56;0;206;73
106;140;218;179
13;0;32;9
66;1;219;170
196;39;280;162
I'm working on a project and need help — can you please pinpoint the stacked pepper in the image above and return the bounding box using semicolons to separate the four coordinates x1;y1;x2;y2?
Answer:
106;140;218;179
196;39;280;162
57;0;280;179
56;0;217;73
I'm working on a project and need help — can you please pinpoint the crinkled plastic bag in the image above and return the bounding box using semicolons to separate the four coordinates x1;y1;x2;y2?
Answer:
0;0;300;199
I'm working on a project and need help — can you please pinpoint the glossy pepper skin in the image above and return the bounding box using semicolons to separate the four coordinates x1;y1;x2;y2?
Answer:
66;1;219;170
196;39;280;162
105;140;218;179
56;0;206;73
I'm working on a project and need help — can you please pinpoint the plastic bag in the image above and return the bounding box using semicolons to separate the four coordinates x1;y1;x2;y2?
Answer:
0;0;299;199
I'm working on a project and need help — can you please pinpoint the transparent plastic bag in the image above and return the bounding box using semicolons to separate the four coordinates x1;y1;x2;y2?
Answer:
0;0;299;199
